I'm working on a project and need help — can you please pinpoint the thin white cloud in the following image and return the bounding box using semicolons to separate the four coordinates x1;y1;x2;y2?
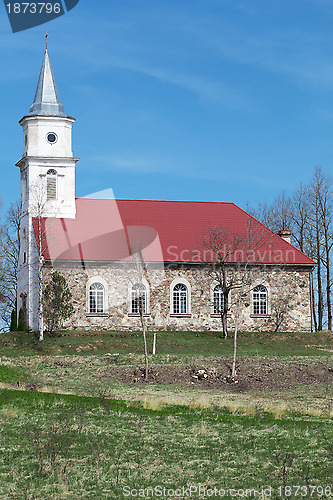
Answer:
186;21;333;91
68;48;253;111
126;65;253;111
82;152;290;190
37;11;254;111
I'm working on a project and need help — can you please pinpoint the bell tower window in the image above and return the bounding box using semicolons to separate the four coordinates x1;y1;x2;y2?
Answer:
46;169;57;200
46;132;57;144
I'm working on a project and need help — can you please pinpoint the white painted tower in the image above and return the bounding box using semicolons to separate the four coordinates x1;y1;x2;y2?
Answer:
16;46;79;330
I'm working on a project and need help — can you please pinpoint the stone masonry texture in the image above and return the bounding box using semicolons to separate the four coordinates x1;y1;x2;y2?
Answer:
44;261;312;332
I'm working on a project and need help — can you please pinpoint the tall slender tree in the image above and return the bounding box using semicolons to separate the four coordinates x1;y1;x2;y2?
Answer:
310;167;333;330
0;201;20;328
130;243;150;381
250;166;333;331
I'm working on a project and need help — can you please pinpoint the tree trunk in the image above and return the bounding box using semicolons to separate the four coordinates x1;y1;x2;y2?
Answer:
38;256;44;341
218;311;224;339
317;263;323;331
310;272;317;332
324;239;332;330
152;331;156;355
220;289;228;339
231;285;243;380
231;304;240;380
222;314;228;339
140;310;148;380
316;219;323;331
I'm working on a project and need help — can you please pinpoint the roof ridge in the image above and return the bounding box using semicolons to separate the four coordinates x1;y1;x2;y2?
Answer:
76;197;234;204
235;203;315;262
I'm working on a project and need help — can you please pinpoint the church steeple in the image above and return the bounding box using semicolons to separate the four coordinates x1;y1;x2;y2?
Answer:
16;40;78;332
28;48;67;117
17;44;78;220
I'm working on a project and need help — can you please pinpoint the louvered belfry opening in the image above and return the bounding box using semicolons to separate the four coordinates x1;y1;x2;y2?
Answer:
46;169;57;200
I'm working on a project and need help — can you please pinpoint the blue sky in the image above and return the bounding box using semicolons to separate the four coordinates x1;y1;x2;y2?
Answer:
1;0;333;212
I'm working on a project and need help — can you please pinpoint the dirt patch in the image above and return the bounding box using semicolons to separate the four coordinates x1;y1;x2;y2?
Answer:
104;358;333;392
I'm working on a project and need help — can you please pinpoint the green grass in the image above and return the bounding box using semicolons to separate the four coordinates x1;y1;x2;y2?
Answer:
0;388;332;499
1;330;332;420
0;329;332;498
1;329;332;358
0;364;30;384
0;353;331;420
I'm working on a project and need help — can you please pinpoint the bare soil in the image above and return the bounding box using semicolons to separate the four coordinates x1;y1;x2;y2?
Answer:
104;357;333;392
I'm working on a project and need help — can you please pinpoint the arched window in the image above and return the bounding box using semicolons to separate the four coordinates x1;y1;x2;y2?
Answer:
46;169;57;200
131;283;147;314
253;285;267;315
172;283;188;314
213;284;224;314
89;282;105;313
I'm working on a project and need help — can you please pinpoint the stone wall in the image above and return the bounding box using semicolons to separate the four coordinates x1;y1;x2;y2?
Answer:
45;261;313;332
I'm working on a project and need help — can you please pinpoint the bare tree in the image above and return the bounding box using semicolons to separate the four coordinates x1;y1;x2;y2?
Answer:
202;228;244;339
298;167;333;331
203;219;271;380
311;167;333;330
248;191;293;235
0;201;20;328
290;184;318;331
271;296;293;332
290;184;310;253
129;244;150;381
249;167;333;332
229;220;271;380
29;184;53;341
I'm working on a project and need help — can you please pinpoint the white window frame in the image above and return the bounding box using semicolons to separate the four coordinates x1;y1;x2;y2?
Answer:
46;169;58;201
170;277;191;315
129;279;150;315
252;284;269;316
211;282;224;315
86;276;108;314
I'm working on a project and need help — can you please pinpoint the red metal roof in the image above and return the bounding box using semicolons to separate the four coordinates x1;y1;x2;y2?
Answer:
33;198;315;265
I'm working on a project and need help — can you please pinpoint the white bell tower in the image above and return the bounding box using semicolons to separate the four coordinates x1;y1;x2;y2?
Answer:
17;43;79;330
17;45;78;219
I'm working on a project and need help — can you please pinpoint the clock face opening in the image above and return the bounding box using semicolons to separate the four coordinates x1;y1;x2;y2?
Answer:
46;133;57;144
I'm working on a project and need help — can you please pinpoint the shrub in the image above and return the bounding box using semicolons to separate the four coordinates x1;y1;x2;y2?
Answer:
43;271;74;335
10;309;17;332
17;308;26;332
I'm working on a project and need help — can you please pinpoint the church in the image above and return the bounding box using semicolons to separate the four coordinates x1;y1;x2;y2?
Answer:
16;48;315;334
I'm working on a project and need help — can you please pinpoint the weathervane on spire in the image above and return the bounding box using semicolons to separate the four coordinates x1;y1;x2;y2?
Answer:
45;31;48;50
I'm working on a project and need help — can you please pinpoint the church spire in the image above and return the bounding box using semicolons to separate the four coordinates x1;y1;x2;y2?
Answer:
28;46;66;117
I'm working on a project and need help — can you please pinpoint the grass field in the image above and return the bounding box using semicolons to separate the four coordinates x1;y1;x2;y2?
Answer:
0;330;332;499
0;388;332;499
1;329;333;358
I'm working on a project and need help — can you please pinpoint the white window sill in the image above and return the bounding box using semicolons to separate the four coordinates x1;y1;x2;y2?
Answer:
128;313;150;317
86;313;108;317
210;314;232;318
250;314;271;318
170;313;192;317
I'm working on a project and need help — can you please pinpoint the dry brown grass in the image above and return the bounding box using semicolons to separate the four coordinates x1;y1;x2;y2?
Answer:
189;396;214;409
264;403;289;419
2;407;20;418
